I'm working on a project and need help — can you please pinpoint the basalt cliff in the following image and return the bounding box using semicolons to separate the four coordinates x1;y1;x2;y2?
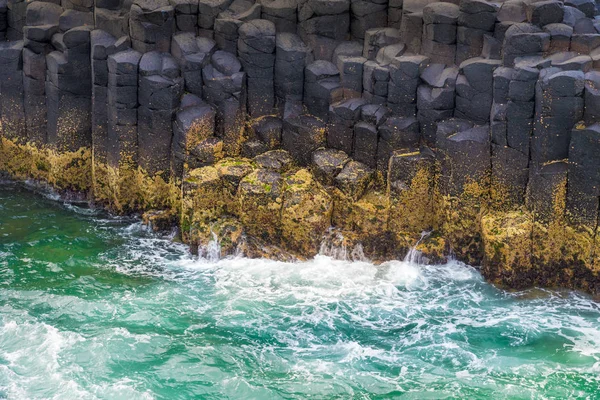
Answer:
1;0;600;293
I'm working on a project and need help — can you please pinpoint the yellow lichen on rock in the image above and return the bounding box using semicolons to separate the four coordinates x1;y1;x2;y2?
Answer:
237;168;284;241
0;137;92;193
389;167;437;236
280;169;333;255
440;178;489;264
92;157;180;215
181;166;232;245
481;210;533;287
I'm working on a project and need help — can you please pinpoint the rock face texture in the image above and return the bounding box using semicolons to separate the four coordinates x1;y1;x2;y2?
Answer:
3;0;600;293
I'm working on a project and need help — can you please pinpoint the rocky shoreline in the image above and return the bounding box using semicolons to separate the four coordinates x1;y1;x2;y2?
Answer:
1;0;600;293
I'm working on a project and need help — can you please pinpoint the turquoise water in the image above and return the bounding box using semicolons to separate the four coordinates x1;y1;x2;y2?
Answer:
1;183;600;399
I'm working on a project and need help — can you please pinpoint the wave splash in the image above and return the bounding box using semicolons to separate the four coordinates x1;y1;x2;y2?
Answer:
2;186;600;399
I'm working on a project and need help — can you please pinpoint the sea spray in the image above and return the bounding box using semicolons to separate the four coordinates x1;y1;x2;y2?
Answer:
2;185;600;399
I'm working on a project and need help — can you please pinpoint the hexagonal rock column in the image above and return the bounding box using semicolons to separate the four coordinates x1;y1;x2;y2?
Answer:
526;160;567;220
436;119;490;196
6;0;27;40
387;54;429;117
197;0;233;38
567;124;600;225
421;2;459;65
417;63;458;146
455;57;499;124
363;58;390;105
275;32;309;106
107;49;142;168
0;40;26;142
91;30;130;163
527;0;564;27
502;23;550;67
261;0;296;33
46;27;93;152
376;115;420;171
214;0;261;53
281;169;333;255
532;69;584;166
327;97;367;154
362;27;401;60
304;60;341;120
137;52;183;177
490;65;534;206
543;23;572;54
171;32;217;97
332;41;365;99
171;94;217;178
353;103;388;168
22;1;62;144
171;0;199;33
129;0;175;53
456;0;498;64
584;71;600;124
491;65;538;159
59;4;94;33
237;168;284;241
95;0;131;39
202;50;246;155
0;1;7;40
399;10;423;54
350;0;387;40
298;0;350;61
282;115;326;166
388;0;402;29
237;19;275;117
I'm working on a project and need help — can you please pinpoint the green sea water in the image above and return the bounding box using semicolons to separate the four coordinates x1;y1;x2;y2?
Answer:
1;182;600;399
